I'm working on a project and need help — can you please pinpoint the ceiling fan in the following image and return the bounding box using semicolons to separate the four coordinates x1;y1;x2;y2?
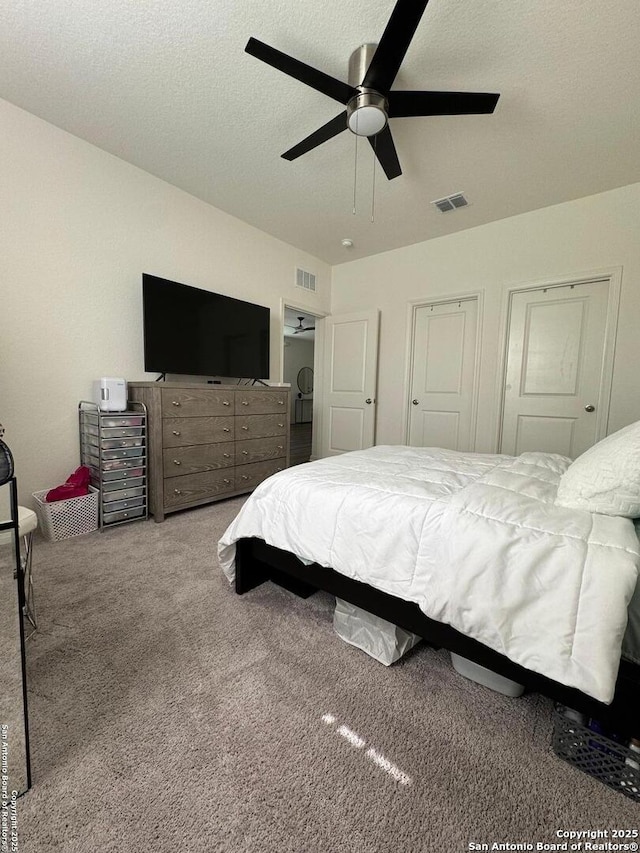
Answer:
291;316;315;334
245;0;500;180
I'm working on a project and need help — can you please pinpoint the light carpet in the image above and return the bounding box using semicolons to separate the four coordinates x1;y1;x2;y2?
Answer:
18;497;639;852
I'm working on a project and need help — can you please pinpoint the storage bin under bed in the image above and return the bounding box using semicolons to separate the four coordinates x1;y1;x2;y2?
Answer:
552;707;640;801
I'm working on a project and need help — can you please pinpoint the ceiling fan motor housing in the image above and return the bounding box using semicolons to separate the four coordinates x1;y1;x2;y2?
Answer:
347;43;388;136
347;89;388;136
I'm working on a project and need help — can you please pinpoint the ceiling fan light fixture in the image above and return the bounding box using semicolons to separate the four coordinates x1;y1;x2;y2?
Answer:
347;90;388;137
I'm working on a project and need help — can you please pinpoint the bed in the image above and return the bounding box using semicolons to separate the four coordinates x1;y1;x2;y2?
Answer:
218;433;640;733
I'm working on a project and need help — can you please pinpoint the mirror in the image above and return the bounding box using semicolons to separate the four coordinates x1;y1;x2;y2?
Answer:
297;366;313;395
0;461;32;797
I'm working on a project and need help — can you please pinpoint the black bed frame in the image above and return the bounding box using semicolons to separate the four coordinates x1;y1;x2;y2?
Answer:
235;537;640;733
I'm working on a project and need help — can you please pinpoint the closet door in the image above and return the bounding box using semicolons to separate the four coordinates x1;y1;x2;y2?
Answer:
500;281;610;458
408;298;479;451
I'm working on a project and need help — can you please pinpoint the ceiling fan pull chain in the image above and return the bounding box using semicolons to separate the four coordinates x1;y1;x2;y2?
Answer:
352;113;359;215
371;135;377;223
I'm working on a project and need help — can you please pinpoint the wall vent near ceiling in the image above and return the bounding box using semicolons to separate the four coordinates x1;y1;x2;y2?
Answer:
432;192;469;213
295;267;316;292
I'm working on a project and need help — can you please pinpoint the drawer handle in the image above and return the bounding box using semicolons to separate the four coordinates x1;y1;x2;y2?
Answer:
223;400;230;406
241;401;249;406
172;401;181;407
174;489;182;495
223;478;231;484
242;426;248;431
241;475;249;480
278;400;284;405
120;441;128;446
277;445;284;450
223;453;230;458
172;430;181;436
242;450;248;455
122;502;129;507
277;423;284;428
173;459;181;466
223;427;230;433
120;431;127;435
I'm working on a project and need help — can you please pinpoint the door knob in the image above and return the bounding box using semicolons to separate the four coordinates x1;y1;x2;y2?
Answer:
412;399;419;406
584;404;595;413
365;398;372;404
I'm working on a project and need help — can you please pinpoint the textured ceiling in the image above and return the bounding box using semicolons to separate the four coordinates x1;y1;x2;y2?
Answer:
1;0;639;265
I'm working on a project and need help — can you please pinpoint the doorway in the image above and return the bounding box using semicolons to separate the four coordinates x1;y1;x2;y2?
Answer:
283;306;318;465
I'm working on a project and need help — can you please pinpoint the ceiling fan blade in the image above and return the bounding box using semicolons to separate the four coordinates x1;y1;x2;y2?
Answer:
362;0;430;94
369;126;402;180
389;90;500;118
246;38;357;105
282;112;348;161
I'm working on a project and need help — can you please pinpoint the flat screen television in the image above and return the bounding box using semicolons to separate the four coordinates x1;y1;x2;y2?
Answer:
142;274;270;379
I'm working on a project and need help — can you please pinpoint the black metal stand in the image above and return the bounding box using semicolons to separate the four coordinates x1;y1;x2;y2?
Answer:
0;477;32;793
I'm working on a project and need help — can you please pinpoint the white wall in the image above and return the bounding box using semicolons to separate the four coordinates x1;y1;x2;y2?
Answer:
283;337;314;424
331;182;640;452
0;99;330;501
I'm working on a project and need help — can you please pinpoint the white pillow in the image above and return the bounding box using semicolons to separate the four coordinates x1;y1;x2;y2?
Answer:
555;420;640;517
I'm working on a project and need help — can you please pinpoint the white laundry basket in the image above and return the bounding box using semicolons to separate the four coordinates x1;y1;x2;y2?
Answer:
32;487;99;541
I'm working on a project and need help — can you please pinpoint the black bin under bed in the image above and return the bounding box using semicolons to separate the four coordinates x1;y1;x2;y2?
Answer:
552;708;640;801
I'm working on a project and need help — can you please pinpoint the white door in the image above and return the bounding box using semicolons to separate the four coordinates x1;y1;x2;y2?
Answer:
501;280;610;458
321;309;379;456
408;298;479;451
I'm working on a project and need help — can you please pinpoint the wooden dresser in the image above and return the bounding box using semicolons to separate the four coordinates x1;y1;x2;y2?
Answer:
128;382;290;522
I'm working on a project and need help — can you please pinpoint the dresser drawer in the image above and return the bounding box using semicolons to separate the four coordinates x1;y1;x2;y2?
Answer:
235;390;288;415
101;446;145;460
235;436;286;466
90;436;144;450
164;470;235;509
102;457;146;472
161;388;234;417
103;485;146;503
163;417;234;447
84;413;144;428
235;459;285;490
99;466;145;482
102;476;145;492
103;506;146;525
163;443;234;477
236;414;287;440
104;496;145;513
85;424;144;439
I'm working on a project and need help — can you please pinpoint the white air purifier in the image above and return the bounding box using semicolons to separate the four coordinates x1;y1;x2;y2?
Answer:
93;377;127;412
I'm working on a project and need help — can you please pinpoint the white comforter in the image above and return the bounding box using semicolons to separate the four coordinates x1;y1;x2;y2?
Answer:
218;445;640;703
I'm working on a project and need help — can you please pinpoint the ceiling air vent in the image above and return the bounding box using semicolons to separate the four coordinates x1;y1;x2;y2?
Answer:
432;192;469;213
295;267;316;292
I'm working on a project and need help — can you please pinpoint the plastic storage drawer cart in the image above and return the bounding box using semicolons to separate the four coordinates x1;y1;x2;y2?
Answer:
32;486;100;541
78;401;149;529
552;707;640;801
